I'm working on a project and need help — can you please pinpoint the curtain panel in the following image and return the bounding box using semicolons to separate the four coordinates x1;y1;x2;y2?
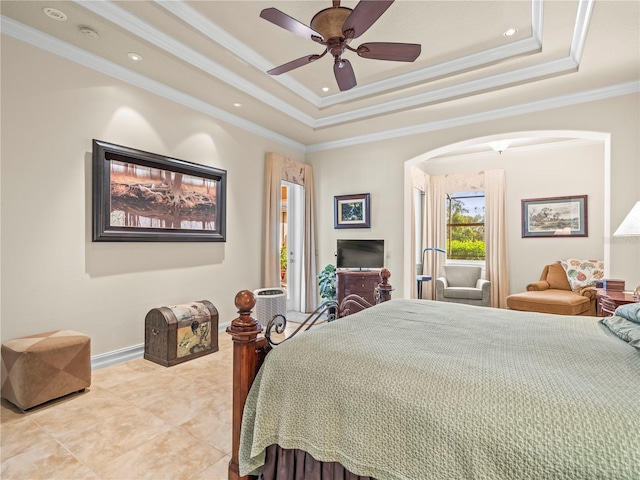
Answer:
415;168;508;305
263;153;285;289
484;169;510;308
263;153;318;312
410;167;429;299
425;175;446;300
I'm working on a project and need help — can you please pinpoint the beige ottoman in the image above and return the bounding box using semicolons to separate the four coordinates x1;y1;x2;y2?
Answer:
1;330;91;410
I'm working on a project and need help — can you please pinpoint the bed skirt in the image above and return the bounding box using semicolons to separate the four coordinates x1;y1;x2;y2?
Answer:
262;445;375;480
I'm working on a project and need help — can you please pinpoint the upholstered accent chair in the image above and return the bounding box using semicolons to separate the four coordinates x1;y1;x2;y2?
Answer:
506;263;597;316
435;265;491;307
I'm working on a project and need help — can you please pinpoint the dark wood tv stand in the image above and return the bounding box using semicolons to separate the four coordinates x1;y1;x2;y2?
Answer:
336;270;381;307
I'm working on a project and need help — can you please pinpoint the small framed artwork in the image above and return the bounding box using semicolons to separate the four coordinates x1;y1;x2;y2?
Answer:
521;195;588;238
334;193;370;229
93;139;226;242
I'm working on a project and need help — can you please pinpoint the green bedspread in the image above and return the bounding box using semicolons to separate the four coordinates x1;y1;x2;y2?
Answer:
239;299;640;479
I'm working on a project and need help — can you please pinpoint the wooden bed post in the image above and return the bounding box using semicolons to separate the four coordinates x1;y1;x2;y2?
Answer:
227;290;263;480
378;268;393;303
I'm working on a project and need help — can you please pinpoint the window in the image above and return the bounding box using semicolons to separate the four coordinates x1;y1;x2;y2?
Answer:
446;191;485;261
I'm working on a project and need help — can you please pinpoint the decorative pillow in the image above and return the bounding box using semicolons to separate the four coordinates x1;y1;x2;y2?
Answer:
600;316;640;350
559;259;604;291
615;303;640;324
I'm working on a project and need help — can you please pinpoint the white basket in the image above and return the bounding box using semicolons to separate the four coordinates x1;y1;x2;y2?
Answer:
253;288;287;327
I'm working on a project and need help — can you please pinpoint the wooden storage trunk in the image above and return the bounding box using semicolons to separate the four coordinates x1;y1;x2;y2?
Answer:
144;300;218;367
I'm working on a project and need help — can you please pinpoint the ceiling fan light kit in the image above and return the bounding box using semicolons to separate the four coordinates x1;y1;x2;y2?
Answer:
260;0;421;92
310;7;352;40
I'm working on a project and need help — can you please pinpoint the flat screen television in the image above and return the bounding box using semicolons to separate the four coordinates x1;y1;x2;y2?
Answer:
336;239;384;270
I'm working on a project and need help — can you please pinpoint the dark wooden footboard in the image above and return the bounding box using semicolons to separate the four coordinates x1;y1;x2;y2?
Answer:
227;269;392;480
226;291;266;480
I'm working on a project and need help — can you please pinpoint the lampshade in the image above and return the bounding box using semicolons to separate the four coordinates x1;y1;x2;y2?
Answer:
613;201;640;236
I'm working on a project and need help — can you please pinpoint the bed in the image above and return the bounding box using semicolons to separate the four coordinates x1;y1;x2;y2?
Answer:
227;293;640;480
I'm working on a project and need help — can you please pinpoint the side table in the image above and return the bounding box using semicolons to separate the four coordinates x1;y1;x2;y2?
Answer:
596;289;639;316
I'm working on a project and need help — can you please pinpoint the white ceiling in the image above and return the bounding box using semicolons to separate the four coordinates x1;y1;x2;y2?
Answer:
2;0;639;152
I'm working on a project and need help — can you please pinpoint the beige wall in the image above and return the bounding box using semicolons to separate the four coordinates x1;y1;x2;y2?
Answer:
421;141;605;294
308;95;640;298
2;37;639;361
0;38;304;356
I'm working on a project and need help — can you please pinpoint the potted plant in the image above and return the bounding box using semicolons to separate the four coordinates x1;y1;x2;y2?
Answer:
317;264;337;317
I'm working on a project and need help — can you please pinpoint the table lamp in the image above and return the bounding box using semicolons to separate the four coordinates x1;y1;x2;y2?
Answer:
613;201;640;297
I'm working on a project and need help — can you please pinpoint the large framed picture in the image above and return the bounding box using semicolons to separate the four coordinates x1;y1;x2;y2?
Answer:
92;140;226;242
521;195;588;238
334;193;370;229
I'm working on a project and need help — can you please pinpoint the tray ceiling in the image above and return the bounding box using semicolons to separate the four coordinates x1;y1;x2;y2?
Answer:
1;0;638;151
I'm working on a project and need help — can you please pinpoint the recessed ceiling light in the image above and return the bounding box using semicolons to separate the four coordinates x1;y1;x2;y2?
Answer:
503;28;518;37
127;52;143;62
79;26;99;39
43;7;67;21
322;87;330;92
233;102;243;108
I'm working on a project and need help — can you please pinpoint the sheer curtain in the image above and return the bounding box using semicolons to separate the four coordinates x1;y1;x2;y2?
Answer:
424;175;446;300
263;153;284;289
484;169;510;307
303;164;318;312
410;167;429;298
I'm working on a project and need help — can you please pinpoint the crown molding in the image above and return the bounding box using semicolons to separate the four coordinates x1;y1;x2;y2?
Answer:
305;81;640;152
69;0;591;129
75;0;316;127
0;16;306;152
154;0;321;105
156;0;544;109
571;0;595;62
3;0;629;156
319;36;542;109
314;56;578;128
319;0;545;107
75;0;555;122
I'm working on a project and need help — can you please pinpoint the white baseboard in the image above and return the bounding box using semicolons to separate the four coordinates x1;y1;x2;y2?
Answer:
91;344;144;371
91;322;232;371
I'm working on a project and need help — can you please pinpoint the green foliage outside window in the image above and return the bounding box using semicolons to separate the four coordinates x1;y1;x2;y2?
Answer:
447;239;485;260
280;244;287;271
446;193;485;260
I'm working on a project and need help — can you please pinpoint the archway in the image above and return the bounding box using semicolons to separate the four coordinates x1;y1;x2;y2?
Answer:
403;130;611;298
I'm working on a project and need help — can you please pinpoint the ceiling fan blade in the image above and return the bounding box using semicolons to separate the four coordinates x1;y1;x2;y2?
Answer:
357;42;421;62
268;54;323;75
334;58;357;91
342;0;394;39
260;8;324;41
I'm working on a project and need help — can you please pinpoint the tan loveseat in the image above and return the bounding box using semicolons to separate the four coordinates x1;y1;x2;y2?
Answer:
506;263;597;316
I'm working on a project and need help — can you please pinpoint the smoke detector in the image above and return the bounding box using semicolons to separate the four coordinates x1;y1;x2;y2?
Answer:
43;7;67;21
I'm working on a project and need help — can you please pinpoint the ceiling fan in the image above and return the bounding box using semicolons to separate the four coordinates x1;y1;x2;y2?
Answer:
260;0;421;92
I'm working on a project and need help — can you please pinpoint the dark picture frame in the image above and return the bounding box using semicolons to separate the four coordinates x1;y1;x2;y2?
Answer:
334;193;371;229
92;139;226;242
521;195;588;238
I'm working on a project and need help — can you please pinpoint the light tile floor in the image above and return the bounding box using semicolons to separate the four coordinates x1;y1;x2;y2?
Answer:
0;311;312;480
1;333;236;480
